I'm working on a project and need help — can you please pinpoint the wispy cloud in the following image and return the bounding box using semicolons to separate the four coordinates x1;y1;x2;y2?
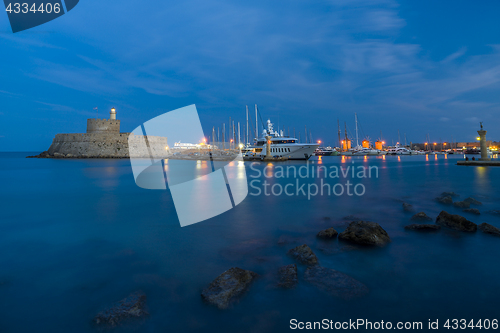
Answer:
2;0;500;146
441;47;467;63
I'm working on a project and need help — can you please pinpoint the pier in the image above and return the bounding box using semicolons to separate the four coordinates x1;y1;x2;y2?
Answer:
457;160;500;166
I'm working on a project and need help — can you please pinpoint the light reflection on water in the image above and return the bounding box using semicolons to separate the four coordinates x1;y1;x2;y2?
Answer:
1;153;500;332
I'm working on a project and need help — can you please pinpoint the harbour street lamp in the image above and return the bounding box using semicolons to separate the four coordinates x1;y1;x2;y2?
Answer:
424;142;428;151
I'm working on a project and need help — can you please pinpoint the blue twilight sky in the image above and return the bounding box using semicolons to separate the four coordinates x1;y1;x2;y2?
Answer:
1;0;500;151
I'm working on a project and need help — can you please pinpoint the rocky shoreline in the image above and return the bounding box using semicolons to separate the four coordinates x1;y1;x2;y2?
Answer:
79;189;500;329
26;150;239;161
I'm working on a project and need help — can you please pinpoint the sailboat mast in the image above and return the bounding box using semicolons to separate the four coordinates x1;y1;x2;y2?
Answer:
355;113;359;148
337;118;341;149
255;104;258;140
246;105;249;145
344;121;348;151
222;123;225;149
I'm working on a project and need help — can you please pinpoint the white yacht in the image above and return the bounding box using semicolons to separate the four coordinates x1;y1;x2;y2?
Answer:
352;147;386;156
244;120;319;160
386;144;412;155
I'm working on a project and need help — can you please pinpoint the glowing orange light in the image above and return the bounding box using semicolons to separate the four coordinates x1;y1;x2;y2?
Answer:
318;140;321;144
267;140;271;144
433;143;437;145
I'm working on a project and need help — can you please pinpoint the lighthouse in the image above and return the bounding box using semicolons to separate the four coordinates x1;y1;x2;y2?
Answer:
110;107;117;120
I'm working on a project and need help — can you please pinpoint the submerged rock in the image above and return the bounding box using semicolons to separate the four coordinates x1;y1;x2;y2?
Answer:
287;244;319;266
435;211;477;232
410;212;433;222
338;221;391;246
304;266;369;300
464;197;483;206
277;264;298;289
317;227;338;239
463;208;480;215
478;223;500;236
201;267;257;309
94;292;148;327
436;196;453;204
405;224;441;231
453;201;471;208
402;203;414;212
441;192;460;198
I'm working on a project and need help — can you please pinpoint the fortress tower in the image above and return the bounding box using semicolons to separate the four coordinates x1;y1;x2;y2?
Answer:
39;107;169;158
87;107;120;134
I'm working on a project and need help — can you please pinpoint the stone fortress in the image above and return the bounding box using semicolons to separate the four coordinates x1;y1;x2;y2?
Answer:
32;108;169;158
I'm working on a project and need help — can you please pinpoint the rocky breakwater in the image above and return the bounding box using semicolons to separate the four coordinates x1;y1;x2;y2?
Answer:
28;133;170;159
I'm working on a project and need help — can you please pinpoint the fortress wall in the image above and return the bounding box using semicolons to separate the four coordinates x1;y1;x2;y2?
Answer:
47;133;169;158
87;119;120;134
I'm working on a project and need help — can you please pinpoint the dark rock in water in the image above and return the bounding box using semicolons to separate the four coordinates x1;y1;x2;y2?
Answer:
436;196;453;204
338;221;391;246
317;227;338;239
304;266;369;300
453;201;471;208
94;292;148;326
441;192;460;198
287;244;319;266
464;197;483;206
478;223;500;236
277;264;298;288
402;202;414;212
410;212;433;222
435;211;477;232
405;224;441;231
463;208;480;215
201;267;257;309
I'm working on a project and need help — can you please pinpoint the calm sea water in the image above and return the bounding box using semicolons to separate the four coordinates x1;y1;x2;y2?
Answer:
1;152;500;332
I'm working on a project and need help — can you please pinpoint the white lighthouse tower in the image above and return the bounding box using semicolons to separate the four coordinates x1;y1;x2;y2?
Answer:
110;107;117;120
